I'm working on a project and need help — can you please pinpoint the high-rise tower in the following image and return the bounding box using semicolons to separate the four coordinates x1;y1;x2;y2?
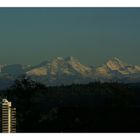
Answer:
0;99;16;133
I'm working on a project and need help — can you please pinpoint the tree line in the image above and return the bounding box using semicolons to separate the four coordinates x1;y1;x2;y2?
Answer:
3;75;140;132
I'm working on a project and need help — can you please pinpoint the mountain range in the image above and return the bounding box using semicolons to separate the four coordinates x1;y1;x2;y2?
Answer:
0;56;140;89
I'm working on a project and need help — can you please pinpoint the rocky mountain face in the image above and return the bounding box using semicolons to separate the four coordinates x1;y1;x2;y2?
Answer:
0;56;139;89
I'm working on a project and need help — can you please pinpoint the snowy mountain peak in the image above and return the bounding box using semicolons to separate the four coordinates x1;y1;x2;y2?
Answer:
52;57;64;63
65;56;92;76
107;57;124;64
113;57;121;61
55;57;64;60
26;56;93;77
106;57;126;70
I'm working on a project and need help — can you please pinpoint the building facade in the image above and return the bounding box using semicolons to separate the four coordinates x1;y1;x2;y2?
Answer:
0;99;16;133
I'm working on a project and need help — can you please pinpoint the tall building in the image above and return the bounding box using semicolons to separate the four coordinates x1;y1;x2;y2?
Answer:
0;99;16;133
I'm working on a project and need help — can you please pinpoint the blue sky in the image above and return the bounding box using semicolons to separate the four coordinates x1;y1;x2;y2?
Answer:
0;8;140;66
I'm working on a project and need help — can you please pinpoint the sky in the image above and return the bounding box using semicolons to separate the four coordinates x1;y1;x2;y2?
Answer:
0;8;140;66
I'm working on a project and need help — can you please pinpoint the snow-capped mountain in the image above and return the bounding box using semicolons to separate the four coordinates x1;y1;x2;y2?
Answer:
25;56;95;85
26;56;93;77
0;56;139;89
96;57;140;77
25;56;140;84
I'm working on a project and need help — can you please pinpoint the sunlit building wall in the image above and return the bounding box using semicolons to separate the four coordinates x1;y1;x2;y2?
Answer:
0;99;16;133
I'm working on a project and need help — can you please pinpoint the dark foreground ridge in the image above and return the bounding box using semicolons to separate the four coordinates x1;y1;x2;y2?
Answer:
1;76;140;133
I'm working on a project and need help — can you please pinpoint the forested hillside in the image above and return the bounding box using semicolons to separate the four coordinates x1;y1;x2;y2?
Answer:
2;76;140;132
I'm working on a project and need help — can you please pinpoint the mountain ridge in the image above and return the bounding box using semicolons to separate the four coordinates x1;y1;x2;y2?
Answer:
0;56;139;89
